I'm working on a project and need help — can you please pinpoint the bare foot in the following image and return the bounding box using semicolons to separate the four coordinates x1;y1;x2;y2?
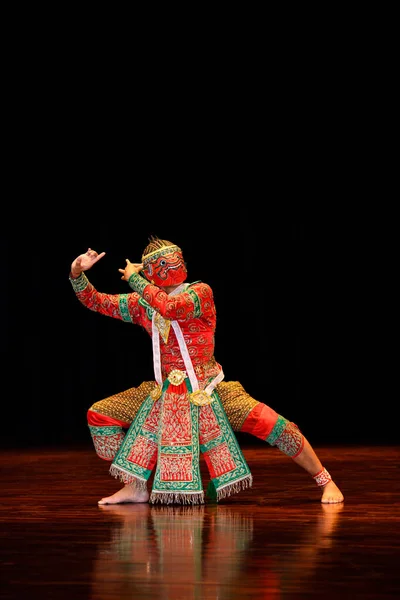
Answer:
321;480;344;504
98;484;149;505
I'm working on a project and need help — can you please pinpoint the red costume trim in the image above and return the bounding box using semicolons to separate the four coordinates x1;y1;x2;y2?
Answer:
87;409;130;428
240;403;280;440
313;468;332;486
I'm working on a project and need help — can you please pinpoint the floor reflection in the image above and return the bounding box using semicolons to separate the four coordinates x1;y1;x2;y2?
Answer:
276;503;345;597
91;502;343;600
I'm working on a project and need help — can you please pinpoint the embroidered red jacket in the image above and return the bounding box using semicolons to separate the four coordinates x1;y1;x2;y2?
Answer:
70;272;218;378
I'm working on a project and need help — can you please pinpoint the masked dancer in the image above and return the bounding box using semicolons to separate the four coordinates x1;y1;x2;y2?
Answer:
69;237;344;506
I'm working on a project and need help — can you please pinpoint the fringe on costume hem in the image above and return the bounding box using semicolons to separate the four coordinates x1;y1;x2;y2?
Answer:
149;491;205;505
216;474;253;501
109;465;148;492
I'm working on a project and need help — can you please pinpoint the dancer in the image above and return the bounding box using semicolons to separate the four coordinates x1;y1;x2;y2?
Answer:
69;237;344;505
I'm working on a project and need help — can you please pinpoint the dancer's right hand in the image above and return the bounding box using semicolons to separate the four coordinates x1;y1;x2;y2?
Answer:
71;248;106;277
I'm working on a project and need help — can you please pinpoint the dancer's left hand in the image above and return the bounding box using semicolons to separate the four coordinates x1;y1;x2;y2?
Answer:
118;259;144;281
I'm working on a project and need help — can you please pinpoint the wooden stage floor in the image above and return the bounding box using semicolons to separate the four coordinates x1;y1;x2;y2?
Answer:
1;443;399;599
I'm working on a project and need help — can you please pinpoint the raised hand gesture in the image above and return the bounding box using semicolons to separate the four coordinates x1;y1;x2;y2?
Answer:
71;248;106;277
118;258;144;281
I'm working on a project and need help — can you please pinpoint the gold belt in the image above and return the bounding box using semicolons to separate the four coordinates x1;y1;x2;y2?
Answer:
168;369;187;385
150;369;215;406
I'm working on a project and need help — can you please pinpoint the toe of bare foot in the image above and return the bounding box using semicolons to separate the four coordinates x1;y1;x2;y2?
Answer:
321;496;344;504
321;481;344;504
97;486;150;505
321;489;344;504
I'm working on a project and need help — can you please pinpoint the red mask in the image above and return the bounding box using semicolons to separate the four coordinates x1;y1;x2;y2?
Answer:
142;245;187;287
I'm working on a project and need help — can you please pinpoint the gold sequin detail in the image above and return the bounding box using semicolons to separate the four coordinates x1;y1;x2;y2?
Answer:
90;381;157;423
154;313;171;343
168;369;186;386
215;381;259;431
150;385;162;402
189;389;215;406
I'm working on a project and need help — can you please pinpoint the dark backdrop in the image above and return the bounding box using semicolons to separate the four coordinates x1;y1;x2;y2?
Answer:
1;216;395;449
1;23;396;452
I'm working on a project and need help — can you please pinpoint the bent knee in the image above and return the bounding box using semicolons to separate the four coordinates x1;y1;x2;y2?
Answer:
240;402;280;439
268;418;304;457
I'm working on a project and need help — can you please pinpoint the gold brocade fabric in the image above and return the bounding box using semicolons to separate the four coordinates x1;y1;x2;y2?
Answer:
215;381;259;431
90;379;258;432
90;381;157;423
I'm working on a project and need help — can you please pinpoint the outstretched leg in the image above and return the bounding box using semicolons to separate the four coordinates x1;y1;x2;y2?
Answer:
217;382;344;503
279;432;344;504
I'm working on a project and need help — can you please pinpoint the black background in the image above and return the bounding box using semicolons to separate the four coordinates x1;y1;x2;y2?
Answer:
2;213;396;450
1;38;396;449
1;0;398;451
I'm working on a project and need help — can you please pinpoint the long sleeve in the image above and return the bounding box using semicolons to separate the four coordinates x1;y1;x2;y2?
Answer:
69;272;144;325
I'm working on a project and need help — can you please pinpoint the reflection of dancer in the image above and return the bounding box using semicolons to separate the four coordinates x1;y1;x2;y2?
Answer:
94;504;254;600
93;503;343;599
274;503;344;597
69;237;344;505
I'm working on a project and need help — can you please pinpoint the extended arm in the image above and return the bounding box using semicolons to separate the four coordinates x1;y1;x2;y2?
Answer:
69;249;142;324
